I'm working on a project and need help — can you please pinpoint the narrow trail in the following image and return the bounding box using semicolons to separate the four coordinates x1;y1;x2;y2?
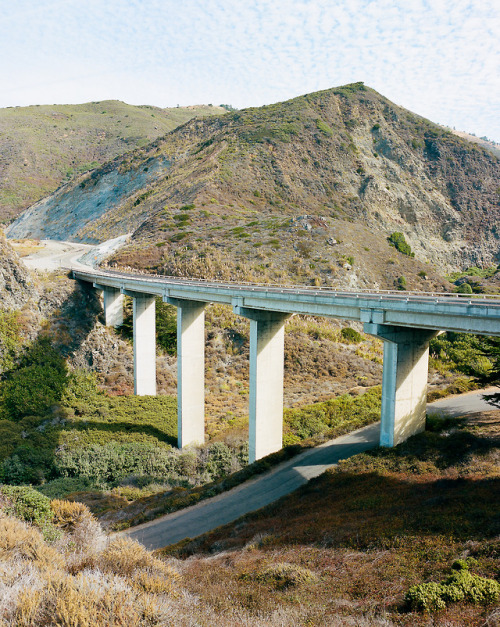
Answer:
122;387;500;550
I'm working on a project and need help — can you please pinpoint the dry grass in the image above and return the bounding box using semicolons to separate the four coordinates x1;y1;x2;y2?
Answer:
1;412;498;625
0;499;181;626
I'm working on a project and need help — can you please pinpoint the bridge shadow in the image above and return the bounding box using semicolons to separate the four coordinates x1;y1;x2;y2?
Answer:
171;416;500;558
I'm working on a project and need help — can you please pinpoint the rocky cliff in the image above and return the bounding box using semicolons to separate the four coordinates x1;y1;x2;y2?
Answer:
0;231;35;309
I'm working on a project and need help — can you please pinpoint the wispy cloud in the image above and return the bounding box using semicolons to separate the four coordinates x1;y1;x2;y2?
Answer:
0;0;498;139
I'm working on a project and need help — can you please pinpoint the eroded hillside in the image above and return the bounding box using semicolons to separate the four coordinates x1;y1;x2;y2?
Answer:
0;100;226;223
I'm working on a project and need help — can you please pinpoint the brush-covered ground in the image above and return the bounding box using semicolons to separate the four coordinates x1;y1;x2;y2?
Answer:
0;409;498;626
159;410;500;626
0;100;226;223
0;486;186;626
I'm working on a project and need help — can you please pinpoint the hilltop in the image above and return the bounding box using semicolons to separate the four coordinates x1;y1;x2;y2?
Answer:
8;83;499;291
0;100;226;223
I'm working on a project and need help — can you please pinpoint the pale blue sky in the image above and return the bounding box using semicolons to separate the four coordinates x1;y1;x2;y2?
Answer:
1;0;499;140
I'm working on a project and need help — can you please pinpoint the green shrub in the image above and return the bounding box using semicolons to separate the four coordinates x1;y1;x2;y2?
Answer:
340;327;363;343
430;333;494;380
204;442;234;480
388;232;414;257
0;485;53;526
0;337;67;421
36;477;96;499
2;445;55;484
315;119;333;136
284;387;381;444
455;282;473;294
0;310;22;373
54;442;176;485
117;297;177;355
405;560;500;612
397;276;407;290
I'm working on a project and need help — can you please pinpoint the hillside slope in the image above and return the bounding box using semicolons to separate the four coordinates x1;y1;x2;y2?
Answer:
0;100;226;223
165;410;500;626
0;230;35;309
7;83;500;290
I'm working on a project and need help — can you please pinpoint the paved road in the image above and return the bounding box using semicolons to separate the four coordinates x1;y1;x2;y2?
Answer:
122;387;499;550
429;386;500;416
20;239;94;271
122;422;381;549
14;235;130;272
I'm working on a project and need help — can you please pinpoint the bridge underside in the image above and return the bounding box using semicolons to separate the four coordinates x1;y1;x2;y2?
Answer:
82;274;500;463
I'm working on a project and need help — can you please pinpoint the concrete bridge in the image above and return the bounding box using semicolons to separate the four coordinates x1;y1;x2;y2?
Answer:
72;268;500;463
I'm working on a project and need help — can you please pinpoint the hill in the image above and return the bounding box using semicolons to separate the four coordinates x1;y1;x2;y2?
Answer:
0;100;226;223
7;83;499;291
450;128;500;158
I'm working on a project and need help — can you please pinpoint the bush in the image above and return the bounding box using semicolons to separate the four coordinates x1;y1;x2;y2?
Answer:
0;485;53;526
2;444;56;484
397;276;407;290
204;442;234;480
388;232;414;257
316;119;333;136
405;559;500;612
0;337;67;421
95;537;178;581
0;515;64;568
430;332;494;380
118;297;177;355
51;499;95;531
55;442;176;485
455;282;473;294
245;562;317;589
340;327;363;343
284;387;381;444
0;310;22;373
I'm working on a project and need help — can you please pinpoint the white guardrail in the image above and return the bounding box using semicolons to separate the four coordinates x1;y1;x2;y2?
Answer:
67;266;500;308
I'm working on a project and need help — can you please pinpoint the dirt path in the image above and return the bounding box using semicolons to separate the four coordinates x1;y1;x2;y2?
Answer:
12;235;130;271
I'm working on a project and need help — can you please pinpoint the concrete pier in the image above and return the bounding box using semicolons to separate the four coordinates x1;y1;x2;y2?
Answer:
235;306;289;463
133;294;156;395
74;268;500;460
364;323;438;446
167;298;206;448
103;287;124;327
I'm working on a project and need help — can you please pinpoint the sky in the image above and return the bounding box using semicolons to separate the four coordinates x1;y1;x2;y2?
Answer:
1;0;499;141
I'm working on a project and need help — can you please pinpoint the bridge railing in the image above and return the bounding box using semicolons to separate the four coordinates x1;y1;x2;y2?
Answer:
68;266;500;306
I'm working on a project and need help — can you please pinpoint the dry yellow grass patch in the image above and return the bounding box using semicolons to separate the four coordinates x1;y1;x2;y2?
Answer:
0;517;63;570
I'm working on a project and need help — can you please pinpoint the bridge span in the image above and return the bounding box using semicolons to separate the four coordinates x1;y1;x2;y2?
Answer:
72;268;500;463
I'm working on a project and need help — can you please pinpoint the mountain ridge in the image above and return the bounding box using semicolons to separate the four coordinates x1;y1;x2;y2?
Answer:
7;83;500;290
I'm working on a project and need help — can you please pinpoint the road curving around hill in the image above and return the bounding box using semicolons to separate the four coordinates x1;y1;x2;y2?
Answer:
121;387;500;550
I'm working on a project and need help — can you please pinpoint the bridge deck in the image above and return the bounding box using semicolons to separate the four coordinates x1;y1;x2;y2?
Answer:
72;268;500;336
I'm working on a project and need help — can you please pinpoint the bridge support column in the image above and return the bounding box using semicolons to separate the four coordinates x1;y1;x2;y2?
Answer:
166;298;206;448
103;287;124;327
364;323;439;447
133;294;156;395
234;306;289;463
